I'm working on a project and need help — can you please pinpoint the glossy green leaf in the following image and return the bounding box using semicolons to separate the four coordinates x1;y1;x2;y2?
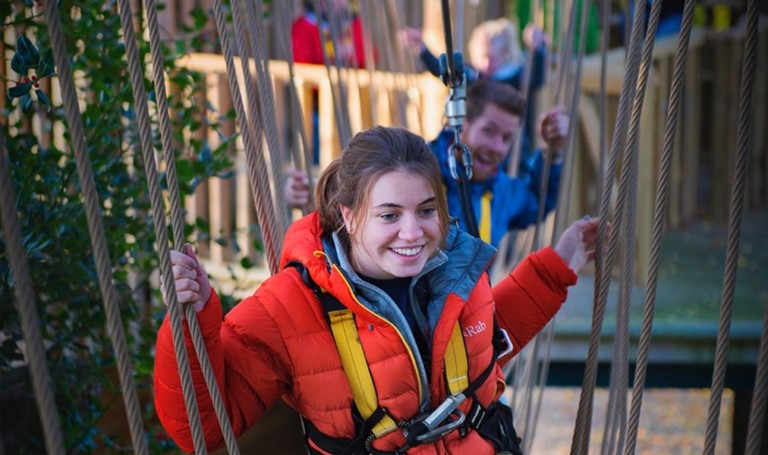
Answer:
36;89;50;108
38;48;55;77
8;82;32;98
15;34;40;68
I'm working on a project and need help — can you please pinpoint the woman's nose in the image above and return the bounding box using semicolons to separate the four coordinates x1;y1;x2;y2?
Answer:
399;216;423;240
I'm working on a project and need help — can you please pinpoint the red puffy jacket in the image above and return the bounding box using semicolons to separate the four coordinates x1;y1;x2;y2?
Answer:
153;212;576;453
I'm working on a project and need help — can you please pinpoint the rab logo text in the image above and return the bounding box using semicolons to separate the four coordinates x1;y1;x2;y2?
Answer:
463;320;487;337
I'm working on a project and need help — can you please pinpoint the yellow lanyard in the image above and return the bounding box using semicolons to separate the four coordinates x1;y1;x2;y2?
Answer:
479;191;492;244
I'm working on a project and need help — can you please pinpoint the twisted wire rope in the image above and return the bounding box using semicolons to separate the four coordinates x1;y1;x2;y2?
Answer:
745;302;768;455
600;1;665;451
553;0;580;107
226;0;284;265
273;0;314;211
508;0;544;176
242;0;288;234
598;0;610;208
513;1;594;450
42;1;153;452
136;0;241;451
317;0;353;147
622;0;698;453
703;0;758;452
569;0;648;449
209;0;282;274
0;130;66;455
551;0;592;242
113;0;211;452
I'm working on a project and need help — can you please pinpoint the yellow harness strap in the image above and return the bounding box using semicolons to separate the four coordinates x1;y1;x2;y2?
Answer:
327;309;398;437
479;191;493;244
327;312;471;438
445;322;470;395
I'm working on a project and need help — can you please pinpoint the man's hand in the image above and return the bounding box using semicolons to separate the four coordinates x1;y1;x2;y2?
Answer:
398;27;425;55
284;167;311;208
539;105;569;159
523;24;547;50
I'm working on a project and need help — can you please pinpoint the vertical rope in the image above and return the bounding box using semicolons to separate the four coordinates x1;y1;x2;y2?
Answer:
358;0;377;72
745;302;768;455
41;1;155;453
550;0;592;242
109;0;212;451
136;0;242;451
518;0;592;446
273;0;314;212
569;0;647;449
703;0;758;452
508;0;545;179
318;0;353;147
226;0;285;259
623;1;697;453
553;0;578;106
209;0;282;274
383;0;412;126
241;0;289;235
0;133;66;455
600;1;665;453
523;320;557;453
598;0;610;207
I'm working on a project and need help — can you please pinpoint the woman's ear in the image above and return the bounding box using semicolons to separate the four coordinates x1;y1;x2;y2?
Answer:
340;204;354;235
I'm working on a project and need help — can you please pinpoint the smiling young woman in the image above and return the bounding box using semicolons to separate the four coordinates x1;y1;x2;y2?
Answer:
154;126;606;455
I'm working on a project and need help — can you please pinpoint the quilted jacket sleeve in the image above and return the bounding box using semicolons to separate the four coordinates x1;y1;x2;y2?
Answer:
153;289;291;453
492;246;577;361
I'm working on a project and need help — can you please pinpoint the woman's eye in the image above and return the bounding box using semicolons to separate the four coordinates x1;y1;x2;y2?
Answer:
419;207;436;216
380;213;397;221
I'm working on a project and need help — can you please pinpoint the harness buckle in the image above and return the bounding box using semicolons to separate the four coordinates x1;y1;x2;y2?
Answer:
403;394;468;445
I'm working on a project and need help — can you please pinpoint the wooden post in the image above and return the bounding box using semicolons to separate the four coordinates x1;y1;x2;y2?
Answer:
318;77;339;168
682;44;701;224
206;73;235;263
636;69;658;285
751;26;767;207
186;76;211;258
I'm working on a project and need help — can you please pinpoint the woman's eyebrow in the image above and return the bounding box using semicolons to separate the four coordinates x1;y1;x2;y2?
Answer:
372;196;436;210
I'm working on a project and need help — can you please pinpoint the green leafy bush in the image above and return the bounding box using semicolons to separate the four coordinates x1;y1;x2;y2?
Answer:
1;1;242;452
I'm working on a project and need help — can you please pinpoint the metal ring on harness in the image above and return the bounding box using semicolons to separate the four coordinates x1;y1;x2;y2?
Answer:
448;141;473;181
407;408;466;445
403;392;469;446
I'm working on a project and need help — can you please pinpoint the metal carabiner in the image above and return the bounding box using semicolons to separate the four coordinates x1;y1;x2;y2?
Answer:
411;408;466;444
447;141;473;181
403;392;468;445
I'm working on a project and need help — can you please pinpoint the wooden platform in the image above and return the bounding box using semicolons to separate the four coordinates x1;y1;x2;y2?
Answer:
547;207;767;389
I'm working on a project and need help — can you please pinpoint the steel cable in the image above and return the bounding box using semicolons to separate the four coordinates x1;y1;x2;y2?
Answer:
703;0;758;452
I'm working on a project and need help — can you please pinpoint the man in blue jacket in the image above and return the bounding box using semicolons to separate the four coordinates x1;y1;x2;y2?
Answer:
284;79;568;250
435;79;568;248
